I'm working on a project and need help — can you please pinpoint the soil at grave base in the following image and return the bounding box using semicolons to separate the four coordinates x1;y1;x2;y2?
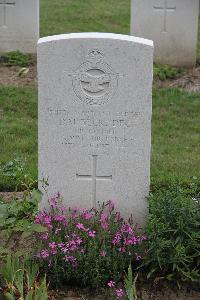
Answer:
48;282;200;300
0;57;200;92
0;191;25;202
154;66;200;93
0;55;37;87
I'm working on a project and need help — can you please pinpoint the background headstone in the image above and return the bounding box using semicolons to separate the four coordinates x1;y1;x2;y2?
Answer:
131;0;199;67
38;33;153;224
0;0;39;53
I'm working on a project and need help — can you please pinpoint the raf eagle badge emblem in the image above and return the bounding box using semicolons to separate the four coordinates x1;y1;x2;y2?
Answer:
71;49;118;106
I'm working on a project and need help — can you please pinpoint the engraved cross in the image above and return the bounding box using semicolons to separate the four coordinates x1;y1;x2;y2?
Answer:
154;0;176;32
0;0;16;27
76;155;112;207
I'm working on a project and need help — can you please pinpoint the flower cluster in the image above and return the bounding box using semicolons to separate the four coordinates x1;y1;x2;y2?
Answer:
112;223;146;257
107;280;125;298
34;194;146;288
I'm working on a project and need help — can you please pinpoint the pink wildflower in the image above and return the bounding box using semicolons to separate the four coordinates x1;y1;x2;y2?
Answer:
136;255;142;261
121;223;133;234
101;221;109;230
100;212;108;222
107;200;115;212
56;192;61;198
49;197;57;209
54;214;65;222
112;231;121;245
49;242;57;249
88;230;96;238
100;251;107;257
44;215;52;227
55;228;61;235
61;205;67;212
40;232;49;240
118;247;126;253
71;213;79;219
100;212;109;230
64;255;78;267
50;248;57;255
75;237;83;245
58;242;65;248
76;223;86;231
124;236;139;246
107;280;116;288
63;220;68;227
35;212;52;228
49;242;57;255
115;211;121;221
71;206;80;213
115;288;124;298
81;209;93;220
40;249;49;258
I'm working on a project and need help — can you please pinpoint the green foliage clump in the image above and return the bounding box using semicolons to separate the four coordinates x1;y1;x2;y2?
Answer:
142;180;200;284
0;157;25;184
0;157;37;192
0;190;46;241
154;64;184;81
0;50;31;67
0;253;48;299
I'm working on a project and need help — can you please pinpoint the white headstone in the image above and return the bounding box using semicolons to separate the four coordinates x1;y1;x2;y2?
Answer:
131;0;199;67
0;0;39;53
38;33;153;224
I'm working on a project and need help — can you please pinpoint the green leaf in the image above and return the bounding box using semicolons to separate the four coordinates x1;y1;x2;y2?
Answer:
147;268;157;279
29;189;42;205
14;269;24;297
25;289;34;300
13;219;31;232
4;292;14;300
34;276;48;300
28;223;48;233
24;257;39;290
124;264;138;300
21;223;47;238
0;229;11;241
5;217;16;225
21;231;32;239
0;203;8;214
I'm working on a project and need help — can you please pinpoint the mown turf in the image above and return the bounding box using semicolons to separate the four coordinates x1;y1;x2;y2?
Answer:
0;86;199;191
0;87;37;191
40;0;130;37
151;88;200;186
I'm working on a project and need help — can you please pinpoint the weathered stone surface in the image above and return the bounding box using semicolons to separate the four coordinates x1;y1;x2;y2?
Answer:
38;33;153;224
131;0;199;67
0;0;39;53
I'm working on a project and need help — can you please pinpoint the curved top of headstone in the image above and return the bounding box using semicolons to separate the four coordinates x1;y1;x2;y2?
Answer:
38;32;153;48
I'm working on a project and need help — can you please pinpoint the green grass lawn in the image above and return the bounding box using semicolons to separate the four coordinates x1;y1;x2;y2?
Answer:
40;0;130;37
151;88;200;186
0;87;37;191
0;87;199;191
